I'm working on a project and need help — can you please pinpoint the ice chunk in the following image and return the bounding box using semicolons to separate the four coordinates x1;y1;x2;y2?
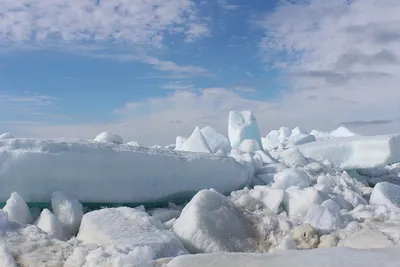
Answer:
147;208;181;223
272;168;310;190
239;139;260;153
249;187;284;214
278;147;308;168
35;209;64;240
310;129;331;140
180;127;212;153
370;182;400;207
274;235;297;251
228;111;262;150
77;207;187;258
318;234;338;248
338;229;394;249
51;191;83;238
200;126;231;153
298;134;400;169
283;187;324;217
175;136;188;151
0;245;16;267
0;133;14;139
291;223;319;249
2;192;32;224
287;134;316;147
291;126;306;137
94;131;123;144
254;150;278;164
172;189;262;253
279;127;292;143
330;126;358;138
0;138;247;203
305;202;341;234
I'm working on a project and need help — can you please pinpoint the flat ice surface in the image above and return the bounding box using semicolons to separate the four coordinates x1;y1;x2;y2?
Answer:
165;246;400;267
298;134;400;169
0;138;248;203
77;207;187;259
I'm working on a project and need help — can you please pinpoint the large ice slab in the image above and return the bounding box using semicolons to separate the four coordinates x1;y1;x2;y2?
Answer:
172;190;263;253
0;138;248;203
164;246;400;267
370;182;400;207
298;134;400;169
228;111;263;150
77;207;187;259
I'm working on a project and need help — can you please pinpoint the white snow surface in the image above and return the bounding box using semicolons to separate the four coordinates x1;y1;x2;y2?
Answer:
0;138;248;203
298;134;400;169
180;127;212;153
77;207;187;259
94;131;123;144
165;246;400;267
228;110;263;150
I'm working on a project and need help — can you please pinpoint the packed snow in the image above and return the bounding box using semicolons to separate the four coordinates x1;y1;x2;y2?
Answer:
1;110;400;266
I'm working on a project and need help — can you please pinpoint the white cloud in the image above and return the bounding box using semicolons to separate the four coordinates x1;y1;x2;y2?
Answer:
0;0;209;48
257;0;400;129
144;57;214;78
0;92;56;114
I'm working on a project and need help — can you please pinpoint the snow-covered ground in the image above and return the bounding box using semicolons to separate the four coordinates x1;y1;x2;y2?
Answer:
2;112;400;266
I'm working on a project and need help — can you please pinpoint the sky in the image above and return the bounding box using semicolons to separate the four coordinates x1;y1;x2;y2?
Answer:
1;0;400;145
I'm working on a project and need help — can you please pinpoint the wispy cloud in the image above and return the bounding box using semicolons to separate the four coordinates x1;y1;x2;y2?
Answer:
0;0;209;51
0;92;56;113
144;57;214;78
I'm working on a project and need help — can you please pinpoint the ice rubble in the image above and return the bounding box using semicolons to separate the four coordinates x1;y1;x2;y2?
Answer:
0;138;248;203
1;111;400;266
94;131;124;144
0;133;14;139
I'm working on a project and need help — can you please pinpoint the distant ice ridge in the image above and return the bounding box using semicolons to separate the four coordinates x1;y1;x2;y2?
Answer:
0;138;248;203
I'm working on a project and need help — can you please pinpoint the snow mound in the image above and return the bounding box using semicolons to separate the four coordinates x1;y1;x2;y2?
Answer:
51;191;83;238
172;189;263;253
35;209;64;240
94;131;123;144
2;192;32;225
77;207;187;259
370;182;400;207
180;127;212;153
0;138;247;203
0;133;14;139
0;225;74;266
239;139;260;153
228;111;263;150
200;126;231;153
164;246;400;267
298;134;400;169
330;126;358;138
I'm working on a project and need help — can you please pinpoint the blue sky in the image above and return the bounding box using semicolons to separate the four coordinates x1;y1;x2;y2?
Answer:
1;0;400;144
